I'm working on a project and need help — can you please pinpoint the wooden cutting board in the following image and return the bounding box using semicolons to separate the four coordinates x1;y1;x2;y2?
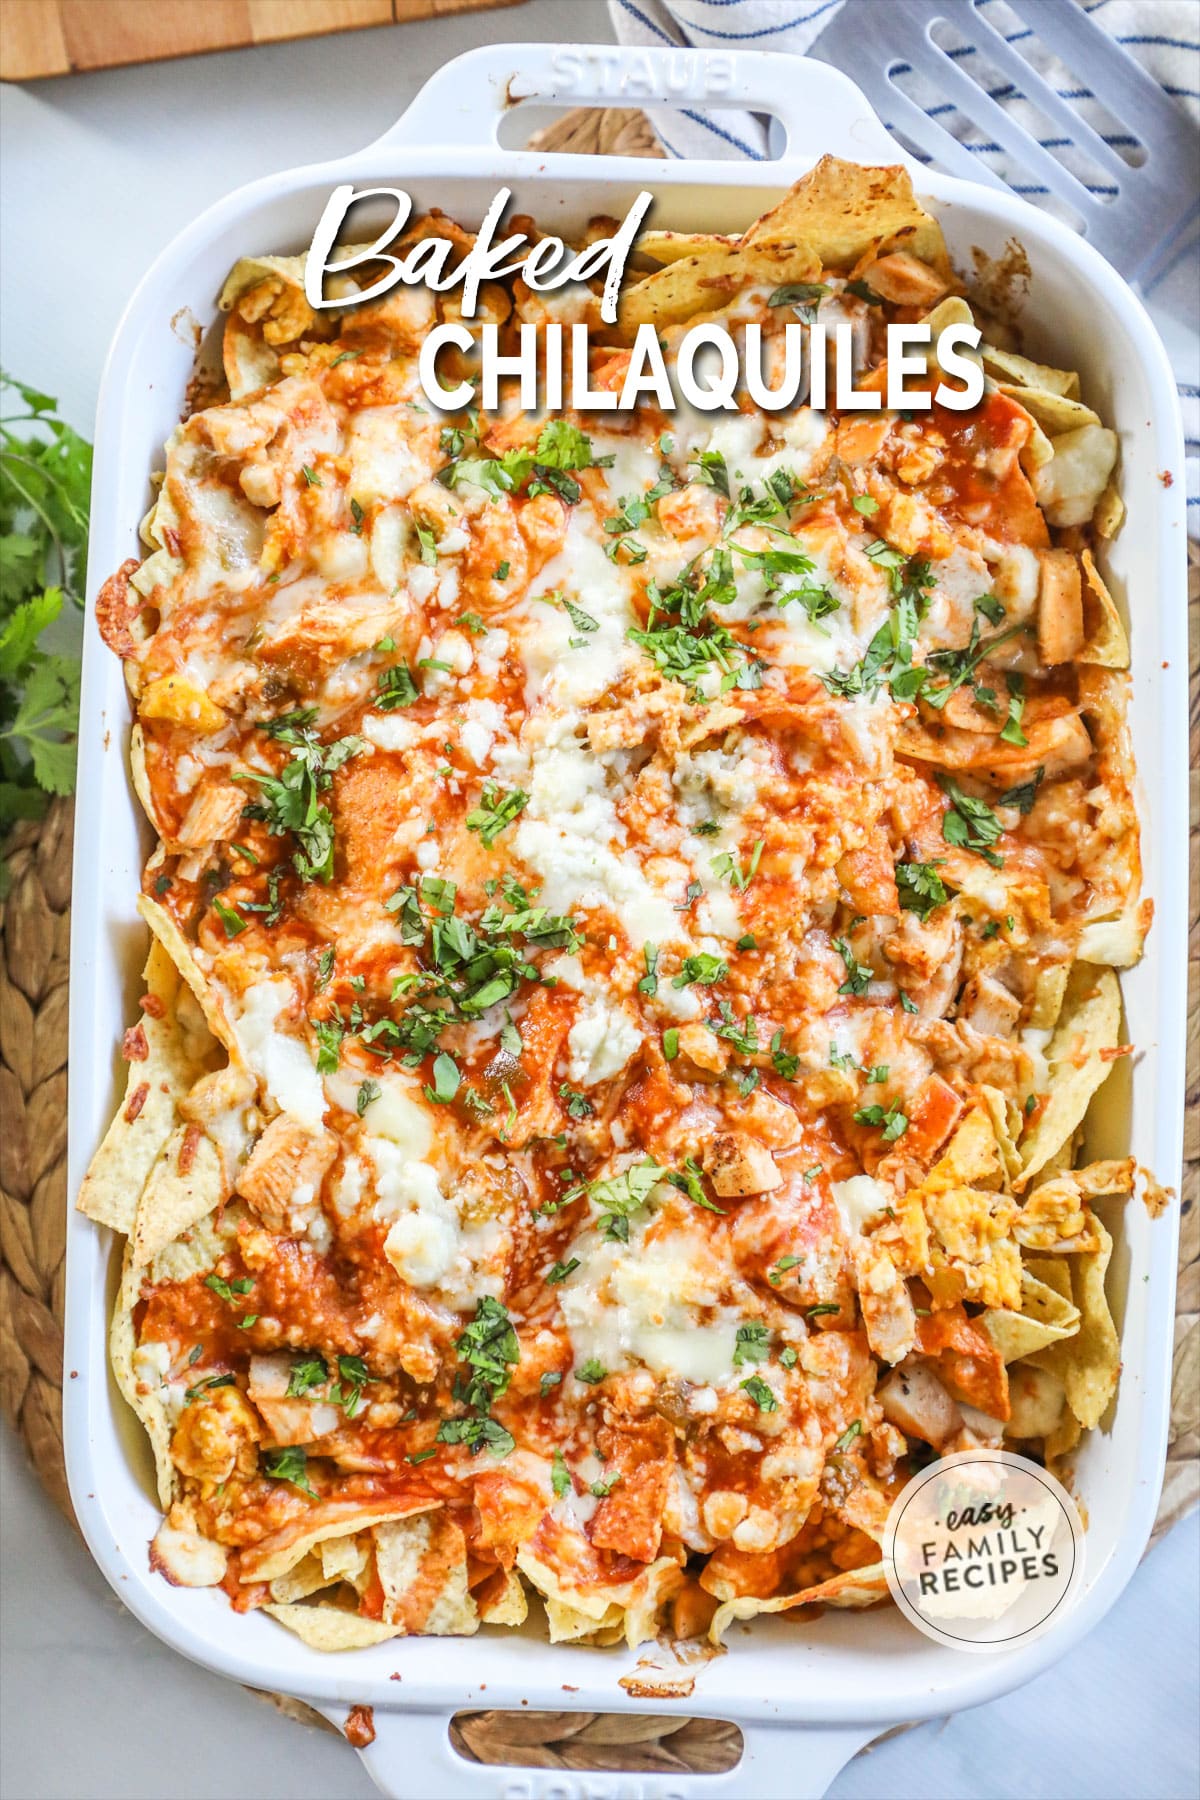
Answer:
1;0;522;81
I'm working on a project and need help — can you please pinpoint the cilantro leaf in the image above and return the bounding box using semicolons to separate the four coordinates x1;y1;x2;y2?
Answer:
895;860;953;921
262;1446;317;1496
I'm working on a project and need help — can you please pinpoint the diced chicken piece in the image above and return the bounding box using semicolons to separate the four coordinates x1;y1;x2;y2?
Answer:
837;843;899;916
1005;1365;1067;1439
677;1022;727;1074
655;483;720;540
236;1113;337;1235
878;1362;963;1450
176;783;247;850
239;463;282;507
247;1352;341;1446
853;1239;916;1365
706;1132;783;1197
957;973;1021;1039
835;415;893;465
950;1402;1006;1451
517;491;569;579
863;252;950;309
737;1088;803;1150
1036;549;1084;664
439;281;512;333
170;1384;260;1485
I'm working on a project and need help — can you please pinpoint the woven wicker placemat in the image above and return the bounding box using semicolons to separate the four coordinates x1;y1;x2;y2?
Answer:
1;105;1195;1778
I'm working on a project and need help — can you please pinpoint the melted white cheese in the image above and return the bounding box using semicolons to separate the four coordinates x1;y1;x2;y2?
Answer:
557;1217;741;1386
231;978;325;1127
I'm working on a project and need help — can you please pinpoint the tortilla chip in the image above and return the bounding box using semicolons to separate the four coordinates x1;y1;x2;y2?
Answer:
1044;1405;1083;1472
128;724;165;836
374;1513;478;1636
1029;963;1070;1033
1093;478;1125;539
744;156;949;276
263;1602;402;1652
218;253;309;315
1025;1254;1073;1300
637;229;739;266
542;1595;625;1645
709;1563;888;1645
517;1547;683;1650
1031;424;1119;529
137;894;239;1055
617;1557;687;1651
147;1206;230;1286
1031;1216;1120;1430
1000;386;1099;436
617;240;821;332
1019;964;1121;1186
223;311;282;402
269;1552;336;1605
982;1268;1081;1363
980;1085;1023;1182
78;940;211;1233
981;344;1080;399
476;1568;529;1628
1079;548;1129;669
110;1249;177;1508
241;1500;437;1584
320;1533;370;1587
924;295;978;356
130;1121;224;1269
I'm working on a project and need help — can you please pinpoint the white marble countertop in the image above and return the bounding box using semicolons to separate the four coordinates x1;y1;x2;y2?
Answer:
1;7;1196;1795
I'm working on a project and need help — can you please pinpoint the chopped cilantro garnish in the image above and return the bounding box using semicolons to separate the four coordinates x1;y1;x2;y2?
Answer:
465;781;529;848
211;895;246;937
733;1322;771;1367
287;1354;328;1398
204;1273;253;1304
939;775;1005;867
895;859;953;921
672;952;727;989
263;1446;316;1497
853;1099;909;1141
740;1374;778;1412
834;936;873;997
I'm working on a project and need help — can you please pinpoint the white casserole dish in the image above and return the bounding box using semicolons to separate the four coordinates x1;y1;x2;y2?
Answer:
65;41;1188;1800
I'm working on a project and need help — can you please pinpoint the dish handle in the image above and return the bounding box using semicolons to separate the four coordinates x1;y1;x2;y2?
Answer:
366;40;902;166
318;1704;877;1800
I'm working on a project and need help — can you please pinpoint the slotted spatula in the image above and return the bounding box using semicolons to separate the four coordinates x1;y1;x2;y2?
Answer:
808;0;1198;304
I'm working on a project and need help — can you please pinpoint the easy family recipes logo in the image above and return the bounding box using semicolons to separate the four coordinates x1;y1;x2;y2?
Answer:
303;186;986;416
883;1450;1086;1653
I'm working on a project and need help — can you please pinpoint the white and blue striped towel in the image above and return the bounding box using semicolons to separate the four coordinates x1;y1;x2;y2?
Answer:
607;0;1200;522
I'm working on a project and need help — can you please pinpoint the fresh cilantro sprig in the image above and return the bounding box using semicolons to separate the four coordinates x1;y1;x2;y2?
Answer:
0;374;92;868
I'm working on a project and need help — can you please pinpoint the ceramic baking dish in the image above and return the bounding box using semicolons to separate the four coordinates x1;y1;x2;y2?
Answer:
64;40;1188;1800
